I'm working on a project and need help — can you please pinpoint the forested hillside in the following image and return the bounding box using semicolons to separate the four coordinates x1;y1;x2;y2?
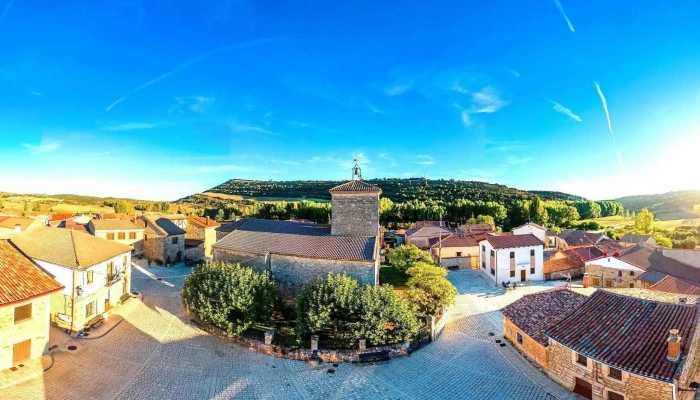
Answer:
614;190;700;220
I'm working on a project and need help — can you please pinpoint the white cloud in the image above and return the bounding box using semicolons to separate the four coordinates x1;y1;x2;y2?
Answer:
505;68;520;78
461;110;471;127
549;100;582;122
379;153;397;166
230;124;278;136
552;0;575;33
594;81;615;140
485;142;529;152
413;155;435;166
385;82;413;96
0;0;13;28
472;86;509;113
23;140;61;155
616;149;624;169
103;122;155;131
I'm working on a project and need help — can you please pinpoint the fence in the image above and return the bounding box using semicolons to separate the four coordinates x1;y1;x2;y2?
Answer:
429;307;446;342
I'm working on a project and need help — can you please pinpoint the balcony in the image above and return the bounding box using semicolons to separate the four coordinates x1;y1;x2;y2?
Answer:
105;272;123;287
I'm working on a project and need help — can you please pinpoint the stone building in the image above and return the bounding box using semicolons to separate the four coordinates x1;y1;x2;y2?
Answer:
544;290;700;400
87;218;145;253
429;233;483;269
500;287;587;369
140;215;185;264
0;240;64;369
212;179;382;294
184;216;220;258
404;222;452;250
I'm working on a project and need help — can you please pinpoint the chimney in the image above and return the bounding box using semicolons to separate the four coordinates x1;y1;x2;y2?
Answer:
678;298;687;306
14;224;21;232
667;329;682;361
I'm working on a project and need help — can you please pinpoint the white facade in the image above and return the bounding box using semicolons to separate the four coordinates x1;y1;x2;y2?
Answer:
512;224;547;242
584;257;644;273
479;240;544;284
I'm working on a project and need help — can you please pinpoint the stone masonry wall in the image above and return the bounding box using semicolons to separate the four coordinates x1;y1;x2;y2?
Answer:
548;340;674;400
163;234;185;264
331;193;379;236
212;249;267;272
186;225;217;258
504;316;549;370
0;295;51;370
270;254;377;295
585;264;639;289
144;235;165;263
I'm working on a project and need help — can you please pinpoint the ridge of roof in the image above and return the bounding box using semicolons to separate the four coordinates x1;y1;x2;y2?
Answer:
328;180;382;193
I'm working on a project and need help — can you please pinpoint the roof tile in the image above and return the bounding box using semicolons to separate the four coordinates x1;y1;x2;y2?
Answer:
0;240;64;306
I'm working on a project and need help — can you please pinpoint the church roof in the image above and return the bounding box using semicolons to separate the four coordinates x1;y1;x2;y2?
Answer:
329;180;382;193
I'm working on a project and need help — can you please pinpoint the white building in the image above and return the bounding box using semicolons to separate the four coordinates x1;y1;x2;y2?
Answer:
11;228;133;333
512;222;547;243
479;234;544;284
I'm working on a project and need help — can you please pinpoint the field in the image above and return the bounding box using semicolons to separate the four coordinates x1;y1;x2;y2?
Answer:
201;192;330;203
580;214;700;231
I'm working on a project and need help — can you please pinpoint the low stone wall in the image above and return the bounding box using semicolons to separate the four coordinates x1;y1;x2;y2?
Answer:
186;309;408;363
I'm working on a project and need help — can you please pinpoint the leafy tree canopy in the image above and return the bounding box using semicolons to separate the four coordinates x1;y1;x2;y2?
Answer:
385;245;434;272
634;209;654;234
404;263;458;318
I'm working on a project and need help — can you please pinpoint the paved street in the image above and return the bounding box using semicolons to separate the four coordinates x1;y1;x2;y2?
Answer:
1;266;581;400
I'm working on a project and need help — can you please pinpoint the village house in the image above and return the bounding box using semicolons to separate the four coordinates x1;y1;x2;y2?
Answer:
404;221;452;250
0;240;64;370
183;216;220;259
543;255;584;281
512;222;547;242
544;290;700;400
456;223;494;236
140;215;186;264
429;233;483;269
479;234;544;284
0;216;44;237
500;287;587;369
165;214;188;231
555;230;608;250
87;218;145;253
10;229;133;334
212;177;381;294
215;219;247;242
619;233;657;248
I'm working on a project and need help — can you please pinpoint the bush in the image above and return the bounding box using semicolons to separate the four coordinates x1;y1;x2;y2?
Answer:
356;285;419;345
654;234;673;248
385;245;434;272
183;262;277;336
404;263;458;318
147;259;152;266
155;259;163;266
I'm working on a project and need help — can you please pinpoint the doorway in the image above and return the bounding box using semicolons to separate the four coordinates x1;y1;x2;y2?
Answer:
520;270;526;282
573;377;592;399
13;339;31;365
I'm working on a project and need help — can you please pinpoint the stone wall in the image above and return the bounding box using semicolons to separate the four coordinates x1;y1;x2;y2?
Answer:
545;267;583;281
330;192;379;236
185;243;204;260
143;234;165;263
504;316;549;369
439;256;473;269
145;234;185;264
212;248;378;295
186;224;217;258
677;304;700;400
0;295;51;369
585;264;639;288
548;340;674;400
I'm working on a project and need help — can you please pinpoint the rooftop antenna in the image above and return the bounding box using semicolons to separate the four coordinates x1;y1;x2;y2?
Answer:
352;154;362;180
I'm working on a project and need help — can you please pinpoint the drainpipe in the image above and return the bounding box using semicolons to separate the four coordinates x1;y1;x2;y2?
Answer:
495;249;498;287
70;270;76;334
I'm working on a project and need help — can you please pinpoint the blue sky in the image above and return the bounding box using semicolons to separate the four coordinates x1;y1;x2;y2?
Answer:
1;0;699;201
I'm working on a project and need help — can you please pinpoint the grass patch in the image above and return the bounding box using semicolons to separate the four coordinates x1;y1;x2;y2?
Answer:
580;216;700;231
379;265;409;288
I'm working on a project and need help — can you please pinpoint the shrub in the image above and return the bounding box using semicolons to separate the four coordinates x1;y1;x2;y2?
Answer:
356;285;419;345
404;263;458;318
183;262;277;336
147;259;152;266
155;259;163;266
385;245;434;272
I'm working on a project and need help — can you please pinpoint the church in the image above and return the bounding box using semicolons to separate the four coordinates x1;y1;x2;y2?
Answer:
211;162;382;294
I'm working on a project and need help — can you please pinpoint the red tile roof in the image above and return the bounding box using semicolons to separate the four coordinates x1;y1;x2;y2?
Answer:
513;222;547;231
544;256;583;274
48;213;74;222
457;224;494;234
485;234;543;249
545;290;698;382
651;276;700;296
619;246;700;283
429;233;483;248
0;240;64;307
410;221;447;230
328;180;382;193
501;287;587;346
188;216;220;228
0;217;40;230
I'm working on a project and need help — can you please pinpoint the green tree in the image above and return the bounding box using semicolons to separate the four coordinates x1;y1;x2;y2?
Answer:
527;196;548;226
22;201;28;216
654;234;672;248
215;208;225;222
634;209;654;234
182;262;276;336
404;262;458;318
114;199;132;214
693;204;700;213
32;202;41;212
467;215;495;226
355;285;419;345
385;245;434;272
160;202;170;213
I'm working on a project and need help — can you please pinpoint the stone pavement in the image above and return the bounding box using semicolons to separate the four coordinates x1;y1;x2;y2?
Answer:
1;266;582;400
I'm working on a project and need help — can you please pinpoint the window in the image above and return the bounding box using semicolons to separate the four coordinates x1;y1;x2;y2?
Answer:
14;303;32;323
482;261;486;269
123;256;127;267
87;270;94;284
576;353;588;367
118;232;125;240
510;270;515;277
172;237;179;245
629;283;635;288
129;232;136;240
530;249;535;256
490;250;495;257
607;390;624;400
482;245;485;252
490;267;495;276
106;233;115;240
617;270;622;277
530;266;535;274
629;271;634;277
608;367;622;381
591;278;600;286
85;301;95;318
516;332;523;345
107;262;115;281
456;252;462;257
605;280;614;288
510;252;515;259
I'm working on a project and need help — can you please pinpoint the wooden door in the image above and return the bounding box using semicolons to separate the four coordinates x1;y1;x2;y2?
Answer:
573;377;592;399
520;270;526;282
13;339;31;365
470;256;479;270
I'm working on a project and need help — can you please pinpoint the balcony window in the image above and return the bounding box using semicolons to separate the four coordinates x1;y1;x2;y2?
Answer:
87;270;94;284
85;301;95;318
490;267;495;276
510;252;515;259
14;303;32;323
530;249;535;256
107;262;116;282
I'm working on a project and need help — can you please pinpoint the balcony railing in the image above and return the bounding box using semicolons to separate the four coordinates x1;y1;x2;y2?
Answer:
105;272;122;287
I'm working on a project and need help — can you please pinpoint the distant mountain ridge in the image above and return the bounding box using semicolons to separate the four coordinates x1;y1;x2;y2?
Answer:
188;178;587;203
613;190;700;219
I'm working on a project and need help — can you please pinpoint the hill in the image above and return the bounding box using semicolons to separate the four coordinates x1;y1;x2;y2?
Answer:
185;178;586;204
614;190;700;220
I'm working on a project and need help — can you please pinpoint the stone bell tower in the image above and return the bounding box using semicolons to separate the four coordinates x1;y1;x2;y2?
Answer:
329;156;382;237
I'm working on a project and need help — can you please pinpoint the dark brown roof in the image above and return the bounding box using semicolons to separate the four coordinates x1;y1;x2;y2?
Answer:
188;216;220;228
651;276;700;296
568;245;604;261
212;219;377;261
619;246;700;283
457;224;494;234
485;234;543;249
595;238;628;255
411;221;447;230
216;219;248;233
501;287;587;346
620;234;655;245
558;230;604;246
545;290;698;382
0;240;64;306
544;256;583;274
513;222;547;231
429;233;482;248
10;228;132;270
638;270;669;285
142;215;185;236
328;180;382;193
